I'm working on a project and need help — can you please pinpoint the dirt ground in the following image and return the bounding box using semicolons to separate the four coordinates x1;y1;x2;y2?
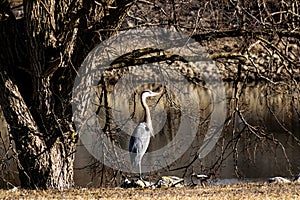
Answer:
0;182;299;200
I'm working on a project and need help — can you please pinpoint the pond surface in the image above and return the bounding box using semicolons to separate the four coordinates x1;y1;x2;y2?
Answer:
0;82;299;187
74;82;300;187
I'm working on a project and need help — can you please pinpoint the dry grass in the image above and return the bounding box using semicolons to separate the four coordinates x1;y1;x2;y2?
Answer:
0;182;299;199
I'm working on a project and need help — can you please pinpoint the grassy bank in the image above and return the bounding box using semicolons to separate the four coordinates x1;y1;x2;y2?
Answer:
0;182;299;200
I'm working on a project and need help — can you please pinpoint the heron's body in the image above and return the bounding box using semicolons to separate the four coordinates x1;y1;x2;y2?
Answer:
129;90;162;179
129;122;151;169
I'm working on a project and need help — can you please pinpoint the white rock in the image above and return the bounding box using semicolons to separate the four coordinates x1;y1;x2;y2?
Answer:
155;176;184;188
268;177;291;183
293;174;300;182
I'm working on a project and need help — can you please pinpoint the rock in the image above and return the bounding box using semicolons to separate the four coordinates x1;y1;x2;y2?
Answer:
120;177;154;188
135;179;153;188
191;173;210;186
293;173;300;182
120;177;135;188
155;176;184;188
10;187;18;191
192;174;209;179
121;176;184;189
268;177;291;184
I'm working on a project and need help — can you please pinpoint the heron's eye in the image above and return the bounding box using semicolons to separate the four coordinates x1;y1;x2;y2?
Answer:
145;127;150;131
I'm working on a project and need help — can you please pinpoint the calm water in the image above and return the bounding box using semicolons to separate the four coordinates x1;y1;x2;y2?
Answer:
74;82;300;186
0;83;299;187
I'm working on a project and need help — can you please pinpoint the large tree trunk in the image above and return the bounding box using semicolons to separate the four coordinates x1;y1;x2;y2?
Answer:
0;0;135;189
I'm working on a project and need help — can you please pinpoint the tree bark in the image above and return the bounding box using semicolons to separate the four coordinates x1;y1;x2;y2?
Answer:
0;0;135;189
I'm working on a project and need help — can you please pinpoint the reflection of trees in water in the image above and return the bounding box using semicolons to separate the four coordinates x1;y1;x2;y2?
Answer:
85;71;299;186
2;80;298;187
204;83;300;179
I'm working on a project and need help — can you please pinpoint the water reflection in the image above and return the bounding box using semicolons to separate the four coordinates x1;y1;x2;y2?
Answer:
74;83;300;186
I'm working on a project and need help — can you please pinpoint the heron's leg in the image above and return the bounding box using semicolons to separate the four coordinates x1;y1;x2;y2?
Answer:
139;161;148;187
139;161;142;180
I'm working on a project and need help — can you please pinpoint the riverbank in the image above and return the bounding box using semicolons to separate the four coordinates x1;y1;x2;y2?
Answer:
0;182;299;199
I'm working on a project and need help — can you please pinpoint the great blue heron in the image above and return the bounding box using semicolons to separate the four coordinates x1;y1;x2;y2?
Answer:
129;90;162;179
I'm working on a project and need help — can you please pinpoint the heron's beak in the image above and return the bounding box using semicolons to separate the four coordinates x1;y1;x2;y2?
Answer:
151;90;164;97
150;130;155;137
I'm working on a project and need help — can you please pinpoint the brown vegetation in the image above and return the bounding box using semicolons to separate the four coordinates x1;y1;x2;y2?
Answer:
0;182;300;199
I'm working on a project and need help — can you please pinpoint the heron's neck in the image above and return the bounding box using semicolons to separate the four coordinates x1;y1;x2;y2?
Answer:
141;95;153;133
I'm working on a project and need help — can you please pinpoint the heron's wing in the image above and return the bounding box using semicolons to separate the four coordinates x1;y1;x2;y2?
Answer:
129;123;150;152
129;135;143;153
129;123;151;167
129;135;144;168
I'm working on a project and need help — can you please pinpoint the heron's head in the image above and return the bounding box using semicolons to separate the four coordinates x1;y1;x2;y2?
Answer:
141;90;162;98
